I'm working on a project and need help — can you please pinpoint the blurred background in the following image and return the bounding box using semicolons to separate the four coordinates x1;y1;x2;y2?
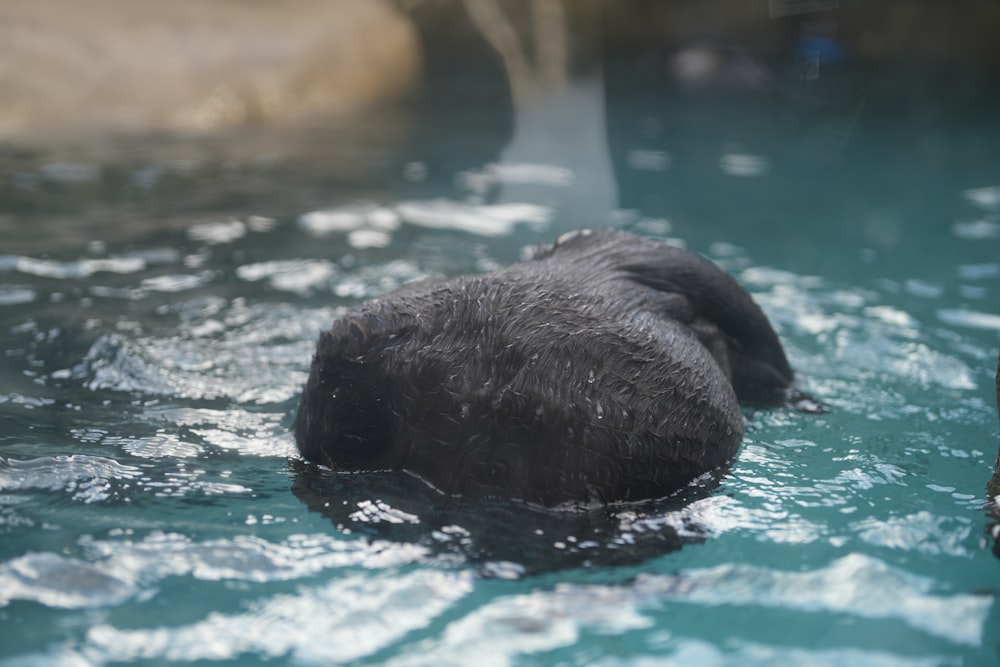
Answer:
3;0;998;259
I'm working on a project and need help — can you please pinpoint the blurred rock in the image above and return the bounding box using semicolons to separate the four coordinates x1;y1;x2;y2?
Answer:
0;0;419;146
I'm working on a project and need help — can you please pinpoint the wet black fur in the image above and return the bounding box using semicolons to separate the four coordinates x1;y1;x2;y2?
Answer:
294;230;795;506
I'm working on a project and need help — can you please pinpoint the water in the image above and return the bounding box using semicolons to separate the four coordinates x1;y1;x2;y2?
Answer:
2;31;1000;667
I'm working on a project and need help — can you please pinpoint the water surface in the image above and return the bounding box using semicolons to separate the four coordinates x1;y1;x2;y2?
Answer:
2;37;1000;667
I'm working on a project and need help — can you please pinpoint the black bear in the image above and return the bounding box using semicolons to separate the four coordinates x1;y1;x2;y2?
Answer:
295;229;798;506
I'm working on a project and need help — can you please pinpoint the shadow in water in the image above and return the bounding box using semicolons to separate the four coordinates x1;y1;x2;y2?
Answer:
289;458;729;576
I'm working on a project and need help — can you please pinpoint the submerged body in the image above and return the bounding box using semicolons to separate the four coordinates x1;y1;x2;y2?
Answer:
294;230;795;506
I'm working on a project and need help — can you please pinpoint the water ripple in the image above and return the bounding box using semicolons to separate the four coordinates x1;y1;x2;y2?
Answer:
236;259;338;295
0;286;37;305
78;323;311;405
852;511;974;557
299;199;551;243
81;570;470;664
0;530;432;619
0;455;142;503
79;531;429;583
380;554;985;667
0;255;146;280
937;308;1000;332
0;553;134;609
746;269;979;406
589;643;955;667
396;199;551;236
142;406;292;457
639;554;991;646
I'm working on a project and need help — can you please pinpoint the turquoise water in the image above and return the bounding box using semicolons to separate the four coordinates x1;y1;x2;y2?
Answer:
2;55;1000;666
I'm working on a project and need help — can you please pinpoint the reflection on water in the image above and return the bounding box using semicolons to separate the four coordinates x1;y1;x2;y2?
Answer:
289;460;729;575
2;1;1000;665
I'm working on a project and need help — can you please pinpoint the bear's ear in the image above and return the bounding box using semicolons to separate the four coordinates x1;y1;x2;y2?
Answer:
620;240;795;405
